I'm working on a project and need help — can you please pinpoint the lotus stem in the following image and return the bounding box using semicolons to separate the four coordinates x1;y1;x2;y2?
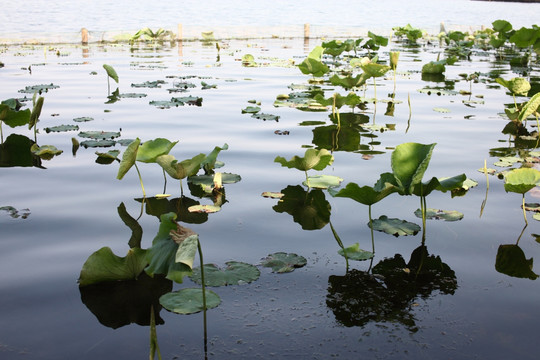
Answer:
149;305;162;360
304;170;309;188
137;196;146;221
134;163;146;197
329;221;349;273
480;159;489;218
421;195;427;245
373;78;377;103
522;194;528;225
196;238;208;355
406;93;412;133
369;205;375;255
0;121;3;144
162;169;167;194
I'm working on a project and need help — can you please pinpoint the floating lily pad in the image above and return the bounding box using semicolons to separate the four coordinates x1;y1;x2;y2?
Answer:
261;191;284;199
117;139;136;146
79;131;121;140
524;203;540;212
251;113;280;121
160;288;221;314
494;156;522;167
188;205;221;213
0;206;30;219
44;124;79;133
241;106;261;114
188;173;241;186
338;243;374;261
95;150;120;159
261;252;307;273
119;93;147;98
131;80;166;88
190;262;260;286
73;116;94;122
303;175;344;189
18;83;59;94
369;215;420;237
433;107;451;113
418;87;458;96
81;139;116;148
201;81;217;90
414;208;464;221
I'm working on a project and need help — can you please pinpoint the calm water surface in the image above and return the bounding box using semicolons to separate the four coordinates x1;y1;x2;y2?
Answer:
1;27;539;360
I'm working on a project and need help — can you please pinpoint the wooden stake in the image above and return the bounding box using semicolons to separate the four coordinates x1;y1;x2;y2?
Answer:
304;23;310;39
177;23;183;41
81;28;89;44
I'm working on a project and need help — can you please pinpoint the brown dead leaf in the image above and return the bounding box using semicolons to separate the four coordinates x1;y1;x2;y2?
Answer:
170;224;197;245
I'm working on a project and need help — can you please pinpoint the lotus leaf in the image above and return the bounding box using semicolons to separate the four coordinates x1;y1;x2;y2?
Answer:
81;139;116;148
190;262;260;286
45;124;79;133
524;203;540;212
495;244;538;280
145;213;196;283
0;134;43;168
493;20;512;33
242;54;256;67
504;168;540;194
274;148;333;172
518;93;540;122
298;57;329;78
412;174;467;197
329;182;395;206
329;74;369;90
422;60;446;74
496;77;530;96
79;131;121;140
0;206;30;219
119;93;147;98
188;205;221;213
337;243;374;261
369;215;421;237
96;149;120;159
156;153;206;180
360;62;391;79
261;252;307;273
0;104;30;128
201;143;228;174
414;208;464;221
261;191;284;199
73;116;93;122
30;144;62;160
303;175;343;189
117;202;143;248
188;172;241;186
201;81;217;90
132;80;165;88
433;107;450;113
241;106;261;114
509;27;540;48
160;288;221;314
28;96;44;130
136;138;178;163
418;87;458;96
78;247;148;286
18;83;59;94
251;113;279;121
117;138;140;180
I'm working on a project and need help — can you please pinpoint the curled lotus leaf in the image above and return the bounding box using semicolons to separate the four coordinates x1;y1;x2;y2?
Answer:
369;215;421;237
496;77;531;96
136;138;178;163
160;288;221;314
274;148;334;172
30;144;63;160
504;168;540;194
190;262;260;286
261;252;307;273
156;153;206;180
518;93;540;122
117;138;140;180
329;182;395;206
338;243;374;261
103;64;119;83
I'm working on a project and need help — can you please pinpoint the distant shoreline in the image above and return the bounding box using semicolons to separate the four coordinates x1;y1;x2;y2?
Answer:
472;0;540;3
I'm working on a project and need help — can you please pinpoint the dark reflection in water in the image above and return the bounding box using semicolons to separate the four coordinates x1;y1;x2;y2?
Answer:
327;245;457;331
273;185;330;230
79;272;172;329
0;133;44;168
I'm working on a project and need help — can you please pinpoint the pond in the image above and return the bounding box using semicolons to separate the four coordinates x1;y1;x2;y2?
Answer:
1;23;540;359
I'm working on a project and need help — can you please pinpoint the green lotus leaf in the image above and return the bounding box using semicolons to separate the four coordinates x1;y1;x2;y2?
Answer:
18;83;59;94
433;107;450;113
160;288;221;314
136;138;178;163
298;57;329;78
103;64;119;83
492;20;512;33
119;93;147;98
117;138;140;180
337;243;374;261
274;148;334;172
187;204;221;213
329;182;395;206
175;235;198;269
509;27;540;48
414;208;464;221
524;203;540;212
78;247;148;286
251;112;280;121
422;60;446;74
30;144;63;160
190;262;260;286
261;252;307;273
390;142;436;195
369;215;421;237
73;116;94;122
241;106;261;114
303;175;343;189
132;80;166;88
79;131;121;139
28;96;44;129
81;139;116;148
412;173;467;197
0;104;30;128
329;74;369;90
417;87;458;96
242;54;256;67
496;77;530;96
96;149;120;160
156;153;206;180
188;172;241;186
201;143;228;174
504;168;540;194
495;244;538;280
518;92;540;122
145;213;194;283
44;124;79;133
360;62;391;79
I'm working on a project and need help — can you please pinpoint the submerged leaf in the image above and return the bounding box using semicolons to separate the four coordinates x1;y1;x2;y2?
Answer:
338;243;374;261
261;252;307;273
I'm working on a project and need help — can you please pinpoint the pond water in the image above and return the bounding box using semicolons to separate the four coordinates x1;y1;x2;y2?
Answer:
1;26;540;359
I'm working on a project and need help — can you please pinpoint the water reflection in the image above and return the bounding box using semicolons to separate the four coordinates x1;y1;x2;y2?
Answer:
272;185;330;230
327;245;457;331
0;133;45;168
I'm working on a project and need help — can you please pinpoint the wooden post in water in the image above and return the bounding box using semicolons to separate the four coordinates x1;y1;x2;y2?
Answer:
81;28;89;44
304;23;310;39
177;23;183;41
177;23;183;57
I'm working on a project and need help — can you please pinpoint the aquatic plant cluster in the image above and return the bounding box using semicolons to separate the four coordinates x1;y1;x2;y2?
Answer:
1;20;540;358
